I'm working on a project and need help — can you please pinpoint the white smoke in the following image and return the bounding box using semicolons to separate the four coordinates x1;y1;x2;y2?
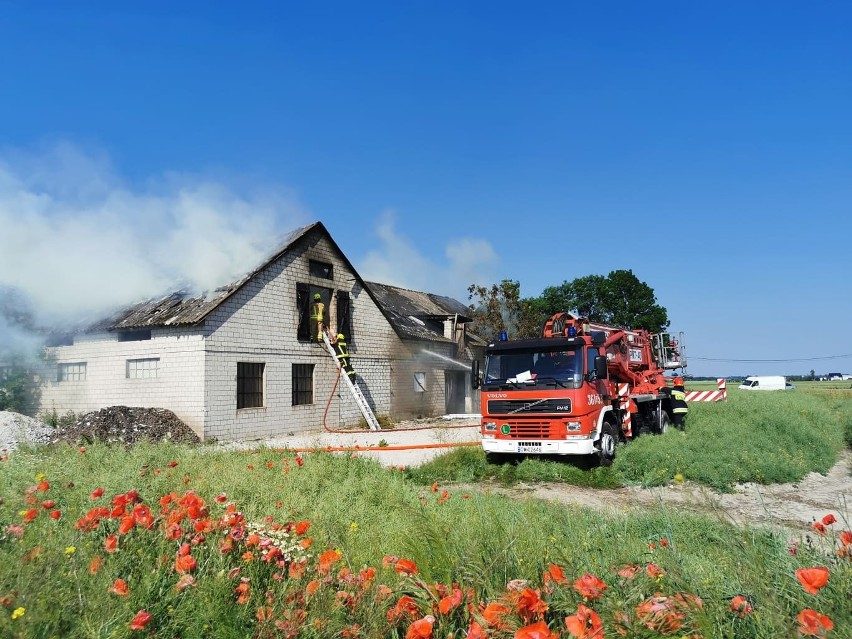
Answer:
357;210;499;302
0;143;310;353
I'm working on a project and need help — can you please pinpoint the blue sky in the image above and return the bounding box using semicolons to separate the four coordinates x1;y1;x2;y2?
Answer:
1;1;851;377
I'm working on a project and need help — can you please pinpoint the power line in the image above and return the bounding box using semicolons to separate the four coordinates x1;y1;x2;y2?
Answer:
690;353;852;363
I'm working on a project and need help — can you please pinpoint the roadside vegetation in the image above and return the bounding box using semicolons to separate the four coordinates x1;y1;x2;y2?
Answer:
415;389;851;492
1;442;850;637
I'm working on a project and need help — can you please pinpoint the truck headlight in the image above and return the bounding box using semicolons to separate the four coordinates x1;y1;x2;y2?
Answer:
566;421;581;432
483;422;497;431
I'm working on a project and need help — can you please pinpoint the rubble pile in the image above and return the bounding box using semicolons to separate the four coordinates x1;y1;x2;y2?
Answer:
0;411;53;452
51;406;200;446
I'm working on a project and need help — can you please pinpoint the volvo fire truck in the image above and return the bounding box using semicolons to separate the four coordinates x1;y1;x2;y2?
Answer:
472;313;685;465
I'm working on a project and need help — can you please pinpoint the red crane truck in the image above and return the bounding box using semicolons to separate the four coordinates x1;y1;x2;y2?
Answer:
472;312;685;465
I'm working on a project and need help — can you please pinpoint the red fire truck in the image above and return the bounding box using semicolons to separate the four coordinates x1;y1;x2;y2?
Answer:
472;312;685;465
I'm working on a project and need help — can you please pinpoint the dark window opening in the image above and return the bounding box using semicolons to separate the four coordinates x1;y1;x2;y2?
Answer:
118;329;152;342
336;291;352;341
45;334;74;347
309;259;333;280
237;362;265;409
292;363;314;405
297;284;331;342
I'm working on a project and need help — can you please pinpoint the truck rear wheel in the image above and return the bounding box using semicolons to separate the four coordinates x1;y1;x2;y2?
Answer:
596;422;618;467
654;411;671;435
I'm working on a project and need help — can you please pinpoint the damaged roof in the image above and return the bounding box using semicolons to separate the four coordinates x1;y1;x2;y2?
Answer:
90;223;319;331
364;281;473;343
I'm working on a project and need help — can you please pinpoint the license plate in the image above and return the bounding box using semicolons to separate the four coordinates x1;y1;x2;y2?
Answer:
517;445;541;454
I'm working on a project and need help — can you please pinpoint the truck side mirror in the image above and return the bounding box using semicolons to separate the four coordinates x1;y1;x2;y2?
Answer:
471;360;480;389
595;355;608;380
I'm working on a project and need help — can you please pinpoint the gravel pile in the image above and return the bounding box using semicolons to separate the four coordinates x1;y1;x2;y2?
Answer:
50;406;200;446
0;411;53;452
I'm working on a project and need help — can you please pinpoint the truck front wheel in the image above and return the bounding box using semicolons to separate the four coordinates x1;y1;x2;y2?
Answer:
596;422;618;467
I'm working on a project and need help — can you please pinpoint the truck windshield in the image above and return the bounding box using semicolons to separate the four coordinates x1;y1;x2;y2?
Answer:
484;347;582;387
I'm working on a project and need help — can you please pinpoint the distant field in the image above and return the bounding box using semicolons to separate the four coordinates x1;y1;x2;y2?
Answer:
685;378;852;396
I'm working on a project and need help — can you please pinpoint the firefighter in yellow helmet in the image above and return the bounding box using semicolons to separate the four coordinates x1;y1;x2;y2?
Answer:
661;376;689;430
310;293;325;342
333;333;356;379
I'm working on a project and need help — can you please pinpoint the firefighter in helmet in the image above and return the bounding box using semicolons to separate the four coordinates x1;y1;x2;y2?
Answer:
661;376;689;430
310;293;325;342
333;333;356;379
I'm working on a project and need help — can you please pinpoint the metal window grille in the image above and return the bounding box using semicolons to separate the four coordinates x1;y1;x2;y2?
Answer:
292;363;314;405
126;358;160;379
237;362;265;409
414;371;426;393
58;362;87;382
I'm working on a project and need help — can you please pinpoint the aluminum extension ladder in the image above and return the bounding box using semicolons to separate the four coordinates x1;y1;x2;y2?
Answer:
321;332;381;431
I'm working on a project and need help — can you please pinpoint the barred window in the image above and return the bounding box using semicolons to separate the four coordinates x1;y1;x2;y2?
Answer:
414;372;426;393
292;364;314;406
237;362;265;409
58;362;87;382
127;358;160;379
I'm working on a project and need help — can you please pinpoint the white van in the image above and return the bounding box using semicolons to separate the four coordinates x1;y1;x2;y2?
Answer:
739;376;788;391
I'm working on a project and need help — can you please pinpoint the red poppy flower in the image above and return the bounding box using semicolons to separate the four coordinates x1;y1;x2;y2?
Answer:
636;594;685;634
840;530;852;546
515;588;548;620
797;608;833;636
546;563;569;585
467;622;486;639
129;610;152;630
387;595;421;624
105;534;118;553
645;563;666;579
23;509;38;523
438;587;463;614
175;554;197;573
50;510;62;520
515;620;559;639
175;574;196;592
573;574;607;600
215;493;227;503
406;615;435;639
234;581;251;605
813;521;827;535
796;567;830;595
565;604;604;639
394;558;418;576
110;578;129;597
118;515;135;535
821;514;836;526
41;499;55;509
295;455;304;466
617;564;640;579
36;480;50;492
483;602;511;628
729;595;752;617
318;549;341;575
89;555;103;575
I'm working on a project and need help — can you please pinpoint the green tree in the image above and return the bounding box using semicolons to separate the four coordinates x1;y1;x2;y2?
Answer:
467;280;540;340
538;270;669;333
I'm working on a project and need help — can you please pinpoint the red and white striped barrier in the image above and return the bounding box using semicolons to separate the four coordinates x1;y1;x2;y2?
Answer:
617;383;633;436
684;378;727;402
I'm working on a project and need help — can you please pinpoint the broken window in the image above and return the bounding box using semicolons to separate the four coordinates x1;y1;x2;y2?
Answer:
292;363;314;405
309;259;333;280
127;358;159;379
237;362;265;409
336;291;352;341
296;284;332;342
118;329;152;342
58;362;87;382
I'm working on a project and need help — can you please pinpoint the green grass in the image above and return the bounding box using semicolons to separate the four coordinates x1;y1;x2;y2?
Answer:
615;389;847;490
1;442;850;638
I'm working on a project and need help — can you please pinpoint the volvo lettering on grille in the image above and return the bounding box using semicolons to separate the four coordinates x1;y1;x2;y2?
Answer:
487;399;572;414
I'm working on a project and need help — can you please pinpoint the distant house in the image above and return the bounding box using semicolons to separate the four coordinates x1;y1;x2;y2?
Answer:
32;222;482;440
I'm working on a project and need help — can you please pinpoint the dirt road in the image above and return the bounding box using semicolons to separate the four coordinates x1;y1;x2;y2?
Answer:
478;451;852;537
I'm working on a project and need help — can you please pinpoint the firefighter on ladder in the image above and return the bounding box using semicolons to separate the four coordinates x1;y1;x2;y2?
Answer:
332;333;356;380
661;376;689;430
310;293;325;342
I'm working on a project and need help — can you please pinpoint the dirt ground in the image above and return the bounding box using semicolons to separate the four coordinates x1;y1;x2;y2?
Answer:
475;450;852;538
